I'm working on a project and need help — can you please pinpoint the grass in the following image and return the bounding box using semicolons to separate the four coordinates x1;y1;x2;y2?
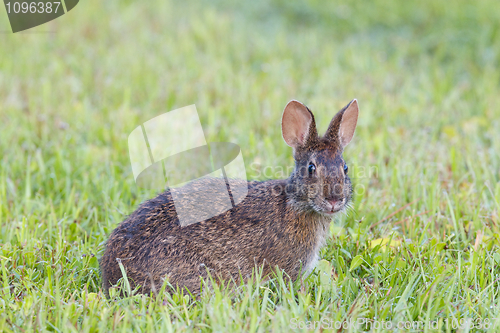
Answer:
1;0;500;331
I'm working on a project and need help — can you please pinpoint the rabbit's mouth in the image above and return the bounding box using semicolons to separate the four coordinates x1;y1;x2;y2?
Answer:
320;198;346;215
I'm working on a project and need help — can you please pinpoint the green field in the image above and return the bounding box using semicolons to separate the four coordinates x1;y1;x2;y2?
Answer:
1;0;500;331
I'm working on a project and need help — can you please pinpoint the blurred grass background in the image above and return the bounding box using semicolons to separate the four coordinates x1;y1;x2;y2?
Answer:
1;0;500;331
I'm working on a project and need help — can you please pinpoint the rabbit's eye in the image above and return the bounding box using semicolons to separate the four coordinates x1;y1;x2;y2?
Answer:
344;164;348;174
308;163;316;176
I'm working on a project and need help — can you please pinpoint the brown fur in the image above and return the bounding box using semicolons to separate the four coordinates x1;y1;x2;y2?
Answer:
100;99;359;296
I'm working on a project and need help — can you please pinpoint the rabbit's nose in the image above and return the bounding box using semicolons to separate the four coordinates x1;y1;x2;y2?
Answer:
326;198;343;212
326;198;341;207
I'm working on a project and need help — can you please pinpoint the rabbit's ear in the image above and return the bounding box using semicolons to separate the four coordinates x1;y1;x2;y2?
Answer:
281;100;318;149
324;99;359;148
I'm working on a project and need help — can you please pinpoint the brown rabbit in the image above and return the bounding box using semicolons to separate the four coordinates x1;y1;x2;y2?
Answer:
100;99;359;296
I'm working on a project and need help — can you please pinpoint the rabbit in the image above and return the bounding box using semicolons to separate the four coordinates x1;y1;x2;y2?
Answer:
100;99;359;296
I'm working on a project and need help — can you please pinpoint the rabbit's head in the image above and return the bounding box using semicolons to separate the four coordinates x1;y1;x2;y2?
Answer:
281;99;359;216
